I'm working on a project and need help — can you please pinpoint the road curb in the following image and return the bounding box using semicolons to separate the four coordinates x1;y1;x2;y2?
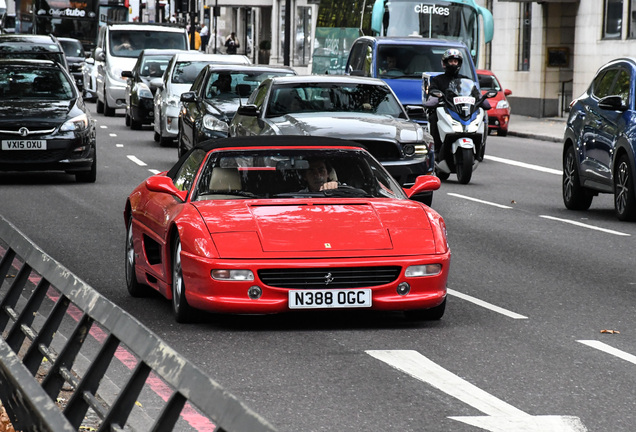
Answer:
507;130;562;143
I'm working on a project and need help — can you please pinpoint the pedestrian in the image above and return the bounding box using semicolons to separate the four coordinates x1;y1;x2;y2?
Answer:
169;14;177;23
200;24;209;52
225;32;239;54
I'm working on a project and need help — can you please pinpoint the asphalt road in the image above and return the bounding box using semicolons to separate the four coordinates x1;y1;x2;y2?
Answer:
1;104;636;432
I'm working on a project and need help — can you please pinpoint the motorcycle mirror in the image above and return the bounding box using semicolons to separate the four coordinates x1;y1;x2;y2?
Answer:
485;89;498;98
429;89;443;98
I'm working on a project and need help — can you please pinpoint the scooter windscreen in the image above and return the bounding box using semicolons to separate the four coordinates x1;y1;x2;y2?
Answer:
444;78;481;119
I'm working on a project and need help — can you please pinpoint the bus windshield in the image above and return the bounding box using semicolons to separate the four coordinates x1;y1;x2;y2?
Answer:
379;0;478;56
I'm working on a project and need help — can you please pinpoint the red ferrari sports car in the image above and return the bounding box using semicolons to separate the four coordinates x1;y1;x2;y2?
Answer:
124;136;450;322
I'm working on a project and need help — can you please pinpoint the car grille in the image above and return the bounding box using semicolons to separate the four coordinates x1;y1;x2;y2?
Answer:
258;266;401;289
0;149;70;163
351;140;401;161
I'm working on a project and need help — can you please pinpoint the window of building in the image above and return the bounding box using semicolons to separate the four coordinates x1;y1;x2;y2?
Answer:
604;0;623;39
294;7;312;66
517;3;531;71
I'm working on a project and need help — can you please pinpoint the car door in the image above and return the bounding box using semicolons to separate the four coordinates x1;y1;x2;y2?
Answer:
579;67;620;185
180;68;207;148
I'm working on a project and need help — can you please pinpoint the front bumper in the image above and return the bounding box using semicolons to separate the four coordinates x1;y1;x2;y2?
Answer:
0;135;95;174
178;253;450;315
131;98;155;124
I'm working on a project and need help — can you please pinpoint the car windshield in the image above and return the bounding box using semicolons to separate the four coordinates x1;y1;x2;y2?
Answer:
0;65;75;99
140;56;172;77
171;61;210;84
478;73;501;91
204;70;294;99
109;31;187;58
266;83;404;118
59;39;84;58
192;148;407;201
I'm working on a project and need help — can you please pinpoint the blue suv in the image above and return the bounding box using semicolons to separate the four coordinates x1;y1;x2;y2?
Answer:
563;57;636;221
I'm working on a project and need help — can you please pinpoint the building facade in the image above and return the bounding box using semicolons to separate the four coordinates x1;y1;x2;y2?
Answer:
490;0;636;118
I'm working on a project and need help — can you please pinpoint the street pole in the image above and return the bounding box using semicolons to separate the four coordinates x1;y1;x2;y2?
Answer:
284;0;290;66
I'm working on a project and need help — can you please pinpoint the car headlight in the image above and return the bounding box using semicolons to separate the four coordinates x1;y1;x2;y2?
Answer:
203;114;229;133
496;100;510;110
135;83;153;99
211;269;254;281
60;113;89;132
167;95;180;107
405;264;442;277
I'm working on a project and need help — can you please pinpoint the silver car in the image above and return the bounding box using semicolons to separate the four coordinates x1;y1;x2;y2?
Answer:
229;75;434;192
153;52;250;146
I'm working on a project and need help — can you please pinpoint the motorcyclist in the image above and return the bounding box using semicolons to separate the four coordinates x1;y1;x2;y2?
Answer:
425;49;489;155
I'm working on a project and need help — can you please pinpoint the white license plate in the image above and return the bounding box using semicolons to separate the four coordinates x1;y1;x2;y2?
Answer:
288;289;372;309
2;140;47;150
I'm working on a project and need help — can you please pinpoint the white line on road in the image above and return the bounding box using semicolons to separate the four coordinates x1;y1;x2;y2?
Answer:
116;144;124;148
485;155;562;176
447;193;513;209
448;288;528;319
100;125;108;129
109;133;117;137
149;169;160;175
540;215;630;236
577;340;636;365
127;155;147;167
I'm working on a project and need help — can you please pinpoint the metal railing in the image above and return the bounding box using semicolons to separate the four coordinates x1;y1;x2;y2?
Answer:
0;215;277;432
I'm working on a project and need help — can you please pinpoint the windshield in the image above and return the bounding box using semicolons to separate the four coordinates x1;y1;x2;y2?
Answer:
59;39;85;58
171;61;210;84
192;148;407;200
109;30;187;58
382;0;478;55
376;44;475;80
140;56;173;77
478;73;501;91
266;83;405;118
204;70;294;100
0;65;75;99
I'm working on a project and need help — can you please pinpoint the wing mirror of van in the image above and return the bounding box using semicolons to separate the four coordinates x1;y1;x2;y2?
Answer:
95;48;105;61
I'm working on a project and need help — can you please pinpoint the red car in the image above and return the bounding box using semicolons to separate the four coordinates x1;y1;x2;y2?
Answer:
124;136;450;322
477;69;512;136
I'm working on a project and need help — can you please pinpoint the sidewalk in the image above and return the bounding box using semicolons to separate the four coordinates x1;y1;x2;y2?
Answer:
507;114;566;143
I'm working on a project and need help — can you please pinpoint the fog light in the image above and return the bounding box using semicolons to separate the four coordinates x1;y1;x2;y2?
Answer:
247;286;262;299
396;282;410;296
403;144;415;156
211;269;254;281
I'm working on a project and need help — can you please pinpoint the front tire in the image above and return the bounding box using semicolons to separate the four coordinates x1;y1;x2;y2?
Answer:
563;145;593;210
103;88;116;117
456;148;474;184
614;154;636;221
125;218;149;297
172;236;195;323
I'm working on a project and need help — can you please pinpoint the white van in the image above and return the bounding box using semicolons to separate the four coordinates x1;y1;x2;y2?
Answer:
94;23;188;116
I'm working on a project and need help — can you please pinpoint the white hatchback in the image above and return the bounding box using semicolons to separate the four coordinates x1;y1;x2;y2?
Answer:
153;52;250;146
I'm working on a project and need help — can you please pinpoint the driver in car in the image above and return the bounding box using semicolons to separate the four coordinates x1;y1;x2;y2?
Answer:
302;159;339;192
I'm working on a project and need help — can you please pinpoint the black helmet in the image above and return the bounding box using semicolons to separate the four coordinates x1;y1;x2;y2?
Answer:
441;48;463;74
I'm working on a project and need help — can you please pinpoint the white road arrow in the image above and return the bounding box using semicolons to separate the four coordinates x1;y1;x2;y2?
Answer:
366;350;587;432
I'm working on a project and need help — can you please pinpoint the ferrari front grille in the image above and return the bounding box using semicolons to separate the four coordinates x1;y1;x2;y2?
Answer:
258;266;401;289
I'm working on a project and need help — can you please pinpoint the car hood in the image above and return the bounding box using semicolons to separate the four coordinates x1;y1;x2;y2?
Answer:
193;200;436;258
206;97;242;119
0;100;73;126
269;112;419;141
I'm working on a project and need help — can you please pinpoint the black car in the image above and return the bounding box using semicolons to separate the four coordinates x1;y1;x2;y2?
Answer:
0;59;97;182
0;34;69;71
58;37;86;91
563;57;636;221
177;64;296;156
122;48;184;129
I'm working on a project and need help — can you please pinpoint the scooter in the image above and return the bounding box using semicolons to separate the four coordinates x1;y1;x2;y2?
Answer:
426;77;497;184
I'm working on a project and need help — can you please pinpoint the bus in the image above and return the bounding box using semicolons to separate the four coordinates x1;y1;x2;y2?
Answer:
13;0;128;50
312;0;493;74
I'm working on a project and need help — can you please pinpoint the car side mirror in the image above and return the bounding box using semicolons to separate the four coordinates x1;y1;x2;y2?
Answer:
121;70;133;78
236;104;260;117
95;48;105;61
405;105;427;120
85;56;94;65
504;89;512;96
145;176;187;201
598;95;627;111
180;91;196;103
404;175;441;198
